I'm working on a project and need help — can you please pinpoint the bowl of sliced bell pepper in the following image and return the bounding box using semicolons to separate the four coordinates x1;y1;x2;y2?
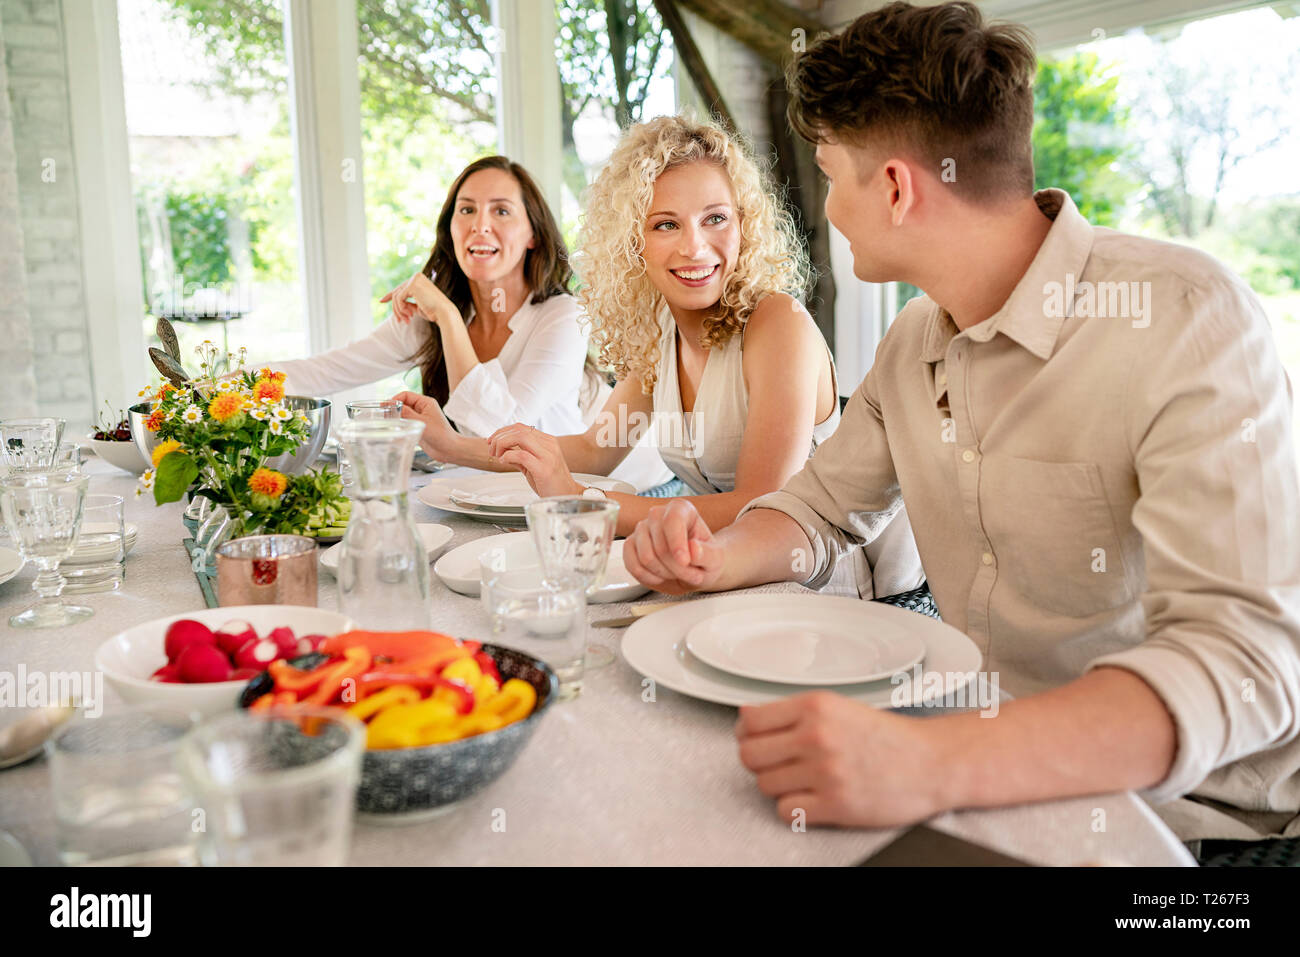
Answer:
239;629;557;819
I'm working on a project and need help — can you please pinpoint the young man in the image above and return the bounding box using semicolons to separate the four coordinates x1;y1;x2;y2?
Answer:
621;1;1300;843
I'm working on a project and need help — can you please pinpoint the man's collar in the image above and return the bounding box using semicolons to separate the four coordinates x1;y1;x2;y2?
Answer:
919;188;1094;362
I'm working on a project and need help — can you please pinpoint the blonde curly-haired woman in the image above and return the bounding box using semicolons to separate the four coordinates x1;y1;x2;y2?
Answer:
402;115;921;597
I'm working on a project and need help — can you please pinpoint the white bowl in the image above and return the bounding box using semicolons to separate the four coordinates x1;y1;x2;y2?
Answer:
86;434;148;473
318;523;454;575
95;605;354;717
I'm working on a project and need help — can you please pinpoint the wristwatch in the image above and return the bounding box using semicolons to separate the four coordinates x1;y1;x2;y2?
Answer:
580;485;608;501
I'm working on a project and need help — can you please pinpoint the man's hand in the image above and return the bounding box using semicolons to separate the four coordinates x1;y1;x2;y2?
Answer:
486;424;582;496
622;500;726;594
736;692;949;829
394;390;456;459
380;272;457;327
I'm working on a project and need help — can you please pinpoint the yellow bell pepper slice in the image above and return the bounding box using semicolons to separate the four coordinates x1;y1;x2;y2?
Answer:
484;678;537;725
440;657;482;686
347;684;420;723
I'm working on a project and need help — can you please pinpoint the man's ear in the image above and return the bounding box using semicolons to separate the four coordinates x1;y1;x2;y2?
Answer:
882;158;916;227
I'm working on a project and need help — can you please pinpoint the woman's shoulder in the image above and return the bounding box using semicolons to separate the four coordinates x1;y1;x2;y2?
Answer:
527;291;581;324
742;293;820;349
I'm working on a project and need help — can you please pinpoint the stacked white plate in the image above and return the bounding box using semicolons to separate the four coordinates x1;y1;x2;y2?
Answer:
67;523;139;563
416;472;635;525
0;547;22;587
622;593;982;709
434;531;649;604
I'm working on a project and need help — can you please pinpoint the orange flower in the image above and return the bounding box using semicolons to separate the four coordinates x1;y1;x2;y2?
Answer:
151;439;182;467
258;368;286;383
208;393;246;423
145;408;166;432
253;378;285;403
248;467;288;498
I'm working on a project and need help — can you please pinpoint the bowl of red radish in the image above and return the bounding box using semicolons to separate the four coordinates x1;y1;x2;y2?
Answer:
95;606;355;717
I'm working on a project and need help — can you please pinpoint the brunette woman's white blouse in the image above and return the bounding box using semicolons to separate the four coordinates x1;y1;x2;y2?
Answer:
269;294;672;490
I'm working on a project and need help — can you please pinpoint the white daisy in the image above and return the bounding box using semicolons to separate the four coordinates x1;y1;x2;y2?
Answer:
273;406;293;421
182;405;203;424
269;419;285;435
249;406;270;421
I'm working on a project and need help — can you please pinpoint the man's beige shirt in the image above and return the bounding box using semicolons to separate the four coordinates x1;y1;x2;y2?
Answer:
742;189;1300;841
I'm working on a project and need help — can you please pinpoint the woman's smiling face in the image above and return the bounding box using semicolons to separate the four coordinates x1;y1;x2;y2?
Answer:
641;160;741;314
449;167;536;285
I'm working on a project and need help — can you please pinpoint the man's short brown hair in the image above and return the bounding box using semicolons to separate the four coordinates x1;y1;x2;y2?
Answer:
787;1;1038;202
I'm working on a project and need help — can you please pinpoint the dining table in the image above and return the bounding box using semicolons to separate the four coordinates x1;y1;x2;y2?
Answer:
0;454;1197;866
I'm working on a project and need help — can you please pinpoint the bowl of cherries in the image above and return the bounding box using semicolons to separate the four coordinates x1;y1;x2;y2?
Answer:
87;404;148;473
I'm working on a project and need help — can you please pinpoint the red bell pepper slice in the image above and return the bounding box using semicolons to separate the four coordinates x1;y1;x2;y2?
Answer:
269;659;329;697
319;630;458;662
473;651;500;683
303;646;372;706
356;672;475;714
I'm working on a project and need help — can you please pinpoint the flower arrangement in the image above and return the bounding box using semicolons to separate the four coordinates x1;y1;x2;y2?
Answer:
137;340;349;539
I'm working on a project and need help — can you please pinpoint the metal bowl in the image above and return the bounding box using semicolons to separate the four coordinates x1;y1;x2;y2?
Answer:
265;397;331;475
355;645;558;820
127;401;160;466
130;396;331;476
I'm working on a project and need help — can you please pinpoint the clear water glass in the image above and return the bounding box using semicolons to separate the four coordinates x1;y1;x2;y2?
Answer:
525;497;620;593
480;562;587;700
0;417;65;472
49;708;199;866
177;708;364;866
0;471;92;628
52;443;82;473
336;418;431;629
62;493;126;594
339;399;404;486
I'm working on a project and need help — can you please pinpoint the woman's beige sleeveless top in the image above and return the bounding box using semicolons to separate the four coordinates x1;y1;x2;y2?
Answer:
651;304;840;496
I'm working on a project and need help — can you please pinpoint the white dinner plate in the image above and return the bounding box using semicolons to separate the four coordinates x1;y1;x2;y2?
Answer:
433;531;649;604
0;547;23;587
417;472;635;524
623;593;982;709
318;523;454;574
67;523;138;563
684;603;927;686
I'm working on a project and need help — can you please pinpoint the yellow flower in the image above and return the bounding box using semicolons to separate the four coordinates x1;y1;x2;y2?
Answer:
208;393;247;423
248;467;288;498
151;439;182;467
253;378;285;404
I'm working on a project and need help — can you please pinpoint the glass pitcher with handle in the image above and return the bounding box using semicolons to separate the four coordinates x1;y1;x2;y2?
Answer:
335;418;431;630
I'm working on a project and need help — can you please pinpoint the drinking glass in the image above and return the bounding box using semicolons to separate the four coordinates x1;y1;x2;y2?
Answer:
338;399;404;486
48;708;199;866
526;497;619;668
177;708;364;866
525;497;620;592
215;534;318;606
0;417;65;472
51;443;82;473
62;493;126;594
480;562;586;700
0;472;92;628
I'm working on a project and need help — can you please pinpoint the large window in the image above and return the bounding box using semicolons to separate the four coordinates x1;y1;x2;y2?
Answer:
554;0;676;244
119;0;307;370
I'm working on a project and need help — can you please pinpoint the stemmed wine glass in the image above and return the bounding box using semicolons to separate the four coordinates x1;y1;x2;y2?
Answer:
0;417;65;473
0;472;93;628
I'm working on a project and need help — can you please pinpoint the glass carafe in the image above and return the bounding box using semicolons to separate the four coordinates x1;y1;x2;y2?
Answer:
335;418;431;629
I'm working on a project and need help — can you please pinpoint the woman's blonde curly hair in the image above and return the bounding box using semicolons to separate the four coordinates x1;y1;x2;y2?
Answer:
575;114;811;394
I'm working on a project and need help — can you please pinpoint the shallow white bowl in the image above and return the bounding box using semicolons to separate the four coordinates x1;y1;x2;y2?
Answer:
86;434;148;473
319;523;454;575
95;605;354;717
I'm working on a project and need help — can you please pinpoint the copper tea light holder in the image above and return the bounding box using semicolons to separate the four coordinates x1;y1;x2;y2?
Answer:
215;535;318;607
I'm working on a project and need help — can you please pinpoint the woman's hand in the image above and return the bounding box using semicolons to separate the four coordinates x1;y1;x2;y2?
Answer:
487;424;583;497
394;391;456;460
381;272;457;327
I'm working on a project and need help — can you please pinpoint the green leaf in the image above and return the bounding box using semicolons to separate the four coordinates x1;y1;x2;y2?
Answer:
153;451;200;504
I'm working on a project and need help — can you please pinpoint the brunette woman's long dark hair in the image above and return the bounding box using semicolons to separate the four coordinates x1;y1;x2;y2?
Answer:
410;156;573;404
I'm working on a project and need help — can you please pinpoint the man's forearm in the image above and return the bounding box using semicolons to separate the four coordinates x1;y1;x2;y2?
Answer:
708;508;814;592
932;667;1178;811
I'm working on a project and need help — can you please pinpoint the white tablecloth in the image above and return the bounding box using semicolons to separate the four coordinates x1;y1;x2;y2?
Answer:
0;457;1195;866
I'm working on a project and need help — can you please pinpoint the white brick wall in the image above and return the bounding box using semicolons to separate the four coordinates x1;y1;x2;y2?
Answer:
0;1;38;418
2;0;94;431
